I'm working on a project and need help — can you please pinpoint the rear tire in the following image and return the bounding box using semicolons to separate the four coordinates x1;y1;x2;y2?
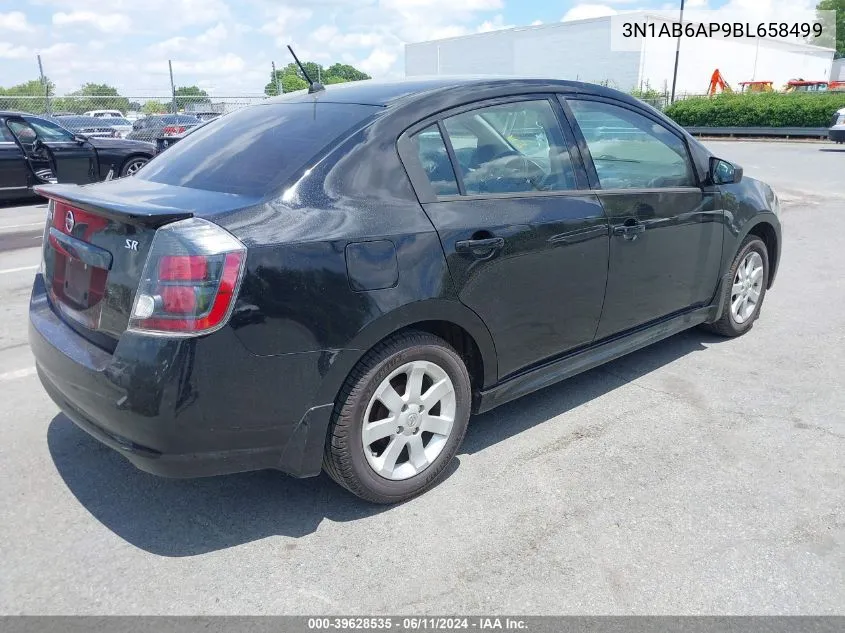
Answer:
120;156;149;178
702;235;769;337
323;331;472;504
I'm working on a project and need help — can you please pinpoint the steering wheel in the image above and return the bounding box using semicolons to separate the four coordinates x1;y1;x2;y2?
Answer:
487;154;547;192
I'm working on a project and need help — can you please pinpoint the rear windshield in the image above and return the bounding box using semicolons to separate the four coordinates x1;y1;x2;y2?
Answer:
137;102;381;196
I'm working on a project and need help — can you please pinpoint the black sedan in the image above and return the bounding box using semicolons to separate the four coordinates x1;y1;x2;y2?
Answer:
0;112;155;201
126;114;201;143
49;115;120;138
28;78;781;503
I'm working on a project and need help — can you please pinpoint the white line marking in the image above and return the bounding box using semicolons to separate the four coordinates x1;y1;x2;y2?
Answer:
0;222;43;230
0;265;38;275
0;367;36;381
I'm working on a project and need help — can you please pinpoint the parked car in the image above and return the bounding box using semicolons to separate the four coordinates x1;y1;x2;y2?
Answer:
829;107;845;143
0;111;155;200
126;114;201;143
47;115;121;138
28;78;782;503
83;110;125;119
154;118;214;154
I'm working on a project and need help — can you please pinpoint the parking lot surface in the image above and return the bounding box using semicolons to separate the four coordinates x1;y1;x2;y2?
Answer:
0;141;843;614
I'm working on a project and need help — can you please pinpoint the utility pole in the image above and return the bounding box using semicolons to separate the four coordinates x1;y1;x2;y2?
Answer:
168;60;177;114
670;0;685;104
37;55;51;115
272;61;282;95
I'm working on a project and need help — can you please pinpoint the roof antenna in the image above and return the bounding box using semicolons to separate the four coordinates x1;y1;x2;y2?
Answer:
287;45;325;94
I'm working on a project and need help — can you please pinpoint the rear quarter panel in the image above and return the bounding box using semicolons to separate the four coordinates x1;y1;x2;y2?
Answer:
215;121;499;403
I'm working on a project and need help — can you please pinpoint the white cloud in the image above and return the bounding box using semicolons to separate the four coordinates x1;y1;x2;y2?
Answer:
260;7;313;46
151;53;247;76
0;11;32;32
359;48;398;76
531;20;543;26
477;15;514;33
562;4;619;21
0;42;30;59
52;11;132;33
148;23;229;56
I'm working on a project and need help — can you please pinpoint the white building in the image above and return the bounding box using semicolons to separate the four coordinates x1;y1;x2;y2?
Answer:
405;14;836;96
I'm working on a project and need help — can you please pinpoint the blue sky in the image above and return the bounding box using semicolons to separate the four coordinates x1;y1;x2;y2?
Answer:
0;0;816;96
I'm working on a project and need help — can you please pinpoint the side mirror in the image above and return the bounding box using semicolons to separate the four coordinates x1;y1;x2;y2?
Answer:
73;134;88;143
710;157;743;185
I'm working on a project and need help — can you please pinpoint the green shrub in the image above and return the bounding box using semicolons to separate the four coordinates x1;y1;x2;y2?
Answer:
664;92;845;128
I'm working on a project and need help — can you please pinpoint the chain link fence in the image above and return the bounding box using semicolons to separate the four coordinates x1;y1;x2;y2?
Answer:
0;95;266;142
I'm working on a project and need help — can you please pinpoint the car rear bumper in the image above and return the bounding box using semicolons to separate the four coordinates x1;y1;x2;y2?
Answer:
29;274;335;479
829;126;845;143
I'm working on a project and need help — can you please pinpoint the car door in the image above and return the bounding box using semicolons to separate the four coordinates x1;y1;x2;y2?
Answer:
399;96;610;379
561;96;723;340
8;116;99;185
0;119;29;195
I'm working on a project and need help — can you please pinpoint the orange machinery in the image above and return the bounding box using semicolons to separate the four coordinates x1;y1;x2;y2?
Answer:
738;81;774;93
784;80;829;92
706;69;733;96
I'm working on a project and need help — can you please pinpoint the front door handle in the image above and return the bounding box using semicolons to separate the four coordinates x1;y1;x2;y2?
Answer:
612;221;646;241
455;237;505;259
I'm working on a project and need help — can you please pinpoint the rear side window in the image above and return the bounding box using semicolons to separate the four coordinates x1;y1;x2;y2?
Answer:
138;103;380;196
442;99;578;195
412;125;459;196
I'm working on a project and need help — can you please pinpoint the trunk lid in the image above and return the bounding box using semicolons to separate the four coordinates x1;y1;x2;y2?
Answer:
36;178;259;349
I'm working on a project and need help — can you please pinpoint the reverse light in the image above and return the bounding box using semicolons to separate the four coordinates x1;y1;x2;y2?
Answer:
129;217;246;337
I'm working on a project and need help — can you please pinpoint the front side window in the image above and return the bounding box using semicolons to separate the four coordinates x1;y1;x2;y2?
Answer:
19;117;74;142
413;124;459;196
567;99;695;190
442;99;578;195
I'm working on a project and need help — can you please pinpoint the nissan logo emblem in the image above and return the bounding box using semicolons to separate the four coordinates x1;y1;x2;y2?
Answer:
65;210;75;233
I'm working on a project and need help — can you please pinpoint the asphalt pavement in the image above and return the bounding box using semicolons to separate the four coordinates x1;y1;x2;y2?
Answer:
0;142;843;614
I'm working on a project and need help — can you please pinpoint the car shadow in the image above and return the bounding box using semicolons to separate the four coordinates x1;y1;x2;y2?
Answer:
819;148;845;153
48;328;725;557
0;196;44;209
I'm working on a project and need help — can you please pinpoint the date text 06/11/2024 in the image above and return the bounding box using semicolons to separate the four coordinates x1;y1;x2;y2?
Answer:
621;21;824;39
306;617;529;630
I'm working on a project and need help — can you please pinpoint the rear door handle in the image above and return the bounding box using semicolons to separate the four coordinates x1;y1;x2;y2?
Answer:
612;222;646;241
455;237;505;259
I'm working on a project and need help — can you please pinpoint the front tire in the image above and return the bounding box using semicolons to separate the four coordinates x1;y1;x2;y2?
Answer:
323;331;472;504
703;235;769;337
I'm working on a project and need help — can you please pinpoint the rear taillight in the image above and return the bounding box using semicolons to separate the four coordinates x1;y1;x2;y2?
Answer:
129;218;246;337
162;125;186;136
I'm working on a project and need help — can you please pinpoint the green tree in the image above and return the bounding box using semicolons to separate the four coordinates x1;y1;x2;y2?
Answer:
142;100;168;115
814;0;844;57
325;63;370;82
173;85;210;112
263;61;370;96
55;82;130;114
0;78;55;114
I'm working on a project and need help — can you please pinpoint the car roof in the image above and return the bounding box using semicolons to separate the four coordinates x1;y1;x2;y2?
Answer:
265;76;629;107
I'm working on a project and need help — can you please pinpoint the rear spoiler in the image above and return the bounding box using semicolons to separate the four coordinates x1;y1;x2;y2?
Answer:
35;184;193;228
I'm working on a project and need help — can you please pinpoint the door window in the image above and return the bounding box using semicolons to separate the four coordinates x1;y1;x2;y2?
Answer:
0;123;15;142
412;124;460;196
19;117;74;142
567;100;695;190
442;100;578;195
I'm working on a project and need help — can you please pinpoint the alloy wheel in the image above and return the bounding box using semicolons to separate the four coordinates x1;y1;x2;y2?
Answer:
125;159;147;176
730;251;764;324
361;360;456;481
